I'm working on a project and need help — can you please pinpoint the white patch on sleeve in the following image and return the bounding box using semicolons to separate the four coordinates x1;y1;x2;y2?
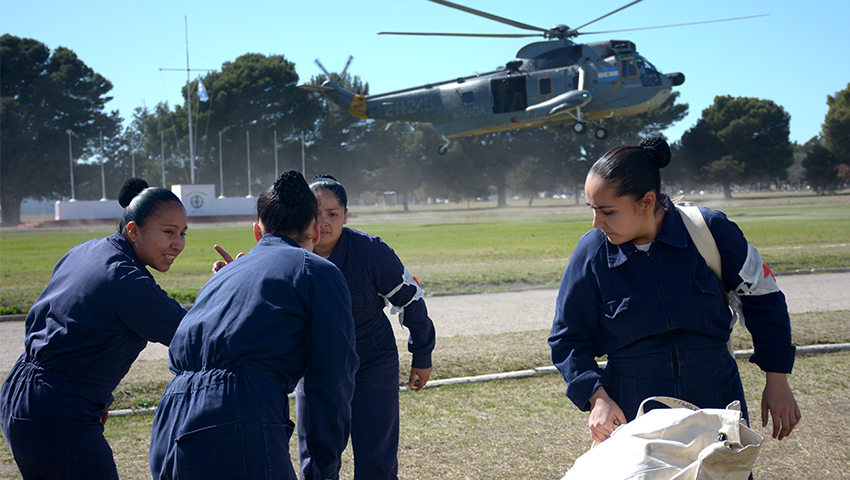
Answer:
380;267;425;327
734;244;781;297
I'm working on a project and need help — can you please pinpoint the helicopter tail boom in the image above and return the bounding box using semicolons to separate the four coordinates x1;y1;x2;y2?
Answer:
298;81;370;119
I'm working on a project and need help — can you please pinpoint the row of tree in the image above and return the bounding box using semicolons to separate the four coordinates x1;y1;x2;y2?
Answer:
2;34;848;225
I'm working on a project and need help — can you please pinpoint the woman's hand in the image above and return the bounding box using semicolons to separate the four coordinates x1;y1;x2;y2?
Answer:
408;367;432;391
588;386;627;442
762;372;801;440
212;245;244;274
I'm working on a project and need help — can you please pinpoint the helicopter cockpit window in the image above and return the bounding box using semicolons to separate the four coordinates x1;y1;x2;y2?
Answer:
539;78;552;96
462;91;474;105
635;56;662;87
638;57;659;73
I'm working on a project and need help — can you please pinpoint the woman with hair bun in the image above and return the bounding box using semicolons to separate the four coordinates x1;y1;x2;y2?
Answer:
549;137;801;446
294;174;436;480
0;178;188;479
149;171;358;480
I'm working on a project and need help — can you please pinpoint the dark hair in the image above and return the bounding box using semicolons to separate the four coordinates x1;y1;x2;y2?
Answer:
256;171;317;240
309;174;348;209
588;136;672;201
117;178;184;233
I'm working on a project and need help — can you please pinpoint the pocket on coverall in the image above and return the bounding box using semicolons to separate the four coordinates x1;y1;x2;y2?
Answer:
8;416;65;472
176;420;247;480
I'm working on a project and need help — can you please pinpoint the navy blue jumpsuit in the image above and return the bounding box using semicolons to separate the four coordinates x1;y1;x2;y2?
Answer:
296;227;436;480
549;196;796;422
149;233;358;480
0;232;186;479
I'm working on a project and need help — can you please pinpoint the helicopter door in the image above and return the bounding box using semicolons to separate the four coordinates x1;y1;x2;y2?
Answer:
491;76;527;114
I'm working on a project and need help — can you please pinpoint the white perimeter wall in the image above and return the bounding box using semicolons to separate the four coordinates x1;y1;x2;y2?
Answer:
55;185;256;220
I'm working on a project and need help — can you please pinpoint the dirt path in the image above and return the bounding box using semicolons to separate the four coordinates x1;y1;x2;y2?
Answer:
2;271;849;371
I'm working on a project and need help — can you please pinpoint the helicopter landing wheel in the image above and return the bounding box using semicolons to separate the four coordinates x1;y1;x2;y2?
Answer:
594;127;609;140
572;122;586;134
438;144;449;155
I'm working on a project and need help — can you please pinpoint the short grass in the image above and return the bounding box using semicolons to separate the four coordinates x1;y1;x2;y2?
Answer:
2;192;849;312
2;334;846;479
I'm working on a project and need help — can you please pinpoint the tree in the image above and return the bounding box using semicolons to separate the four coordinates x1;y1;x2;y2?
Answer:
548;91;688;203
822;83;850;165
129;53;320;197
303;70;371;191
1;35;118;225
802;141;842;193
359;121;440;211
679;96;793;199
450;129;556;208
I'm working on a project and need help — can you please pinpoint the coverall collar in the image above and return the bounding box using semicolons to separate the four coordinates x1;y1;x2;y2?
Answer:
604;195;690;269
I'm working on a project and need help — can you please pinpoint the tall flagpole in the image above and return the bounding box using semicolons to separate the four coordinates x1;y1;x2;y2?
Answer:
274;131;279;179
159;17;213;185
185;16;195;184
100;131;107;201
68;132;76;201
161;131;166;187
219;130;224;198
246;130;252;197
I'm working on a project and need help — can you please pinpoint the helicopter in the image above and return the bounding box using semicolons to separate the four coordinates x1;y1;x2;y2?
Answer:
299;0;764;155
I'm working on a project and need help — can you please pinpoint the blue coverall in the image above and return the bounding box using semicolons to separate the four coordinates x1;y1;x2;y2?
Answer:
149;233;358;480
0;232;186;479
296;227;436;480
549;195;796;422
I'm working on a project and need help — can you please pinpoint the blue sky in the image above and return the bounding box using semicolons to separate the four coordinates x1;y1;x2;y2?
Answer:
3;0;848;145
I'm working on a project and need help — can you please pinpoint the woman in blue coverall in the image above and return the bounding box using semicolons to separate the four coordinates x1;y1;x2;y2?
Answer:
297;175;437;480
149;171;359;480
549;137;801;445
0;178;188;479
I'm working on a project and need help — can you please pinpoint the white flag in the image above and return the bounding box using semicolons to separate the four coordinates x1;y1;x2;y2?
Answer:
198;79;209;102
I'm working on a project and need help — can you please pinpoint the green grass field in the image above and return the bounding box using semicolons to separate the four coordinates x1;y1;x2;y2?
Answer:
3;191;850;312
0;191;848;479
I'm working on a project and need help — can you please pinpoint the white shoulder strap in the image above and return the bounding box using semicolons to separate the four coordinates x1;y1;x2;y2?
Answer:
676;205;744;353
676;205;722;280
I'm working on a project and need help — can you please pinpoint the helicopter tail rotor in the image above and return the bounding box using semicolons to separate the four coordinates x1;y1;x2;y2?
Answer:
300;56;366;120
315;55;354;84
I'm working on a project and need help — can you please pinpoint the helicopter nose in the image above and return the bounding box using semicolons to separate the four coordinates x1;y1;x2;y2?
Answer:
666;72;685;86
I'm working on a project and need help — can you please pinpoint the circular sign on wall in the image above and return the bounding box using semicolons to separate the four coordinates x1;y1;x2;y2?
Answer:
190;194;204;209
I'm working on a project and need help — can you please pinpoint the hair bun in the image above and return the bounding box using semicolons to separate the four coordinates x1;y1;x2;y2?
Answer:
640;136;672;169
274;170;312;206
311;173;338;183
118;177;149;208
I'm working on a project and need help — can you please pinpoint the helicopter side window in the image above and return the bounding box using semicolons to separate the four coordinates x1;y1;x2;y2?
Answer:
619;58;639;79
491;76;528;114
462;91;474;105
538;78;552;96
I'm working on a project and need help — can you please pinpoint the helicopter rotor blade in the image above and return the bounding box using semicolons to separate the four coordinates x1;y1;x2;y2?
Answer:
425;0;547;34
314;59;331;78
579;14;769;36
378;31;539;38
572;0;644;32
340;55;354;80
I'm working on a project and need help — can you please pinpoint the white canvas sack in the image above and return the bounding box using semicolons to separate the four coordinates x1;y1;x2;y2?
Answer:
560;396;763;480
